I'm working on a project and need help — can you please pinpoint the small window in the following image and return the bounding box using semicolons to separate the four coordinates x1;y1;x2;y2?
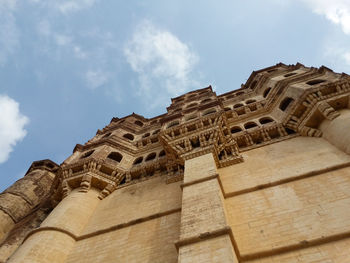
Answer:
202;109;216;116
133;157;143;165
159;150;166;157
123;133;134;141
201;98;212;103
263;87;271;98
236;91;245;96
150;120;158;125
244;122;258;129
143;133;150;138
107;152;123;162
245;99;256;104
284;72;297;77
81;150;94;159
186;114;197;121
134;120;143;127
306;79;326;86
250;80;257;89
279;97;294;111
153;129;160;135
186;103;198;108
259;117;274;125
102;133;111;138
168;121;179;128
224;107;231;111
145;152;156;161
231;126;242;134
233;103;244;108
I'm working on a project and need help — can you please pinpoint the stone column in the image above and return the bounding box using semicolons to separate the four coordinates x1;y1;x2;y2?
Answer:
7;188;100;263
319;109;350;154
0;161;57;243
176;153;239;263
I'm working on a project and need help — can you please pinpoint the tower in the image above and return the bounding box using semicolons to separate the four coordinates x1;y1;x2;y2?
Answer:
1;63;350;262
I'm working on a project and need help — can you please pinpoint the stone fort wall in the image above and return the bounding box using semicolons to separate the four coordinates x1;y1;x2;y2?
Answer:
1;63;350;262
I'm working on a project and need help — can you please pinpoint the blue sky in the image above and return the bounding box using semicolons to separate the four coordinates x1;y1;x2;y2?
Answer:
1;0;350;191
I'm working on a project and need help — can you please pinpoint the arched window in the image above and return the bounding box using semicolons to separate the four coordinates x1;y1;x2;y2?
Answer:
123;133;134;141
233;103;244;108
133;157;143;165
159;150;166;157
202;108;216;116
186;114;197;121
231;126;242;134
145;152;156;162
201;98;212;104
102;132;111;138
263;87;271;98
167;121;179;128
284;72;297;77
279;97;294;111
259;117;274;125
306;79;326;86
80;150;94;159
143;133;150;138
244;122;258;129
250;80;257;89
107;152;123;162
134;120;143;127
245;99;256;104
153;129;160;135
186;103;198;108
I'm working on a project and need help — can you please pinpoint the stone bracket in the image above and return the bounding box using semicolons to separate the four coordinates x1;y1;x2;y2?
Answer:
317;101;340;120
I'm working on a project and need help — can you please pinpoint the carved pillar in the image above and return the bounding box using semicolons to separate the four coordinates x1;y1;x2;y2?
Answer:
176;153;238;263
0;160;57;243
319;109;350;154
7;187;100;263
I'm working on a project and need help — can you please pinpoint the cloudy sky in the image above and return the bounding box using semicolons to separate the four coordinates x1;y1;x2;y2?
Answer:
1;0;350;191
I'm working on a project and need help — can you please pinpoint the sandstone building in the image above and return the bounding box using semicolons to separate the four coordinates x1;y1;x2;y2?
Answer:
1;63;350;262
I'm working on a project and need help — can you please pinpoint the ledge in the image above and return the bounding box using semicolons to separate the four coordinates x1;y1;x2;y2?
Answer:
175;226;232;249
80;207;181;240
23;207;182;244
240;230;350;261
180;173;218;188
23;226;78;243
224;161;350;199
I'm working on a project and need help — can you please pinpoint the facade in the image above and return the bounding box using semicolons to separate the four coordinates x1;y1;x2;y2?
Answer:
1;63;350;262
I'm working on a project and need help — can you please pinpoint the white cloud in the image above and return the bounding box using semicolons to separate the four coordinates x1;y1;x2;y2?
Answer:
73;46;87;59
0;0;19;66
0;95;29;164
55;0;97;14
54;34;72;46
322;42;350;72
344;52;350;65
124;20;199;107
37;20;51;36
300;0;350;34
85;70;110;89
36;20;88;60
